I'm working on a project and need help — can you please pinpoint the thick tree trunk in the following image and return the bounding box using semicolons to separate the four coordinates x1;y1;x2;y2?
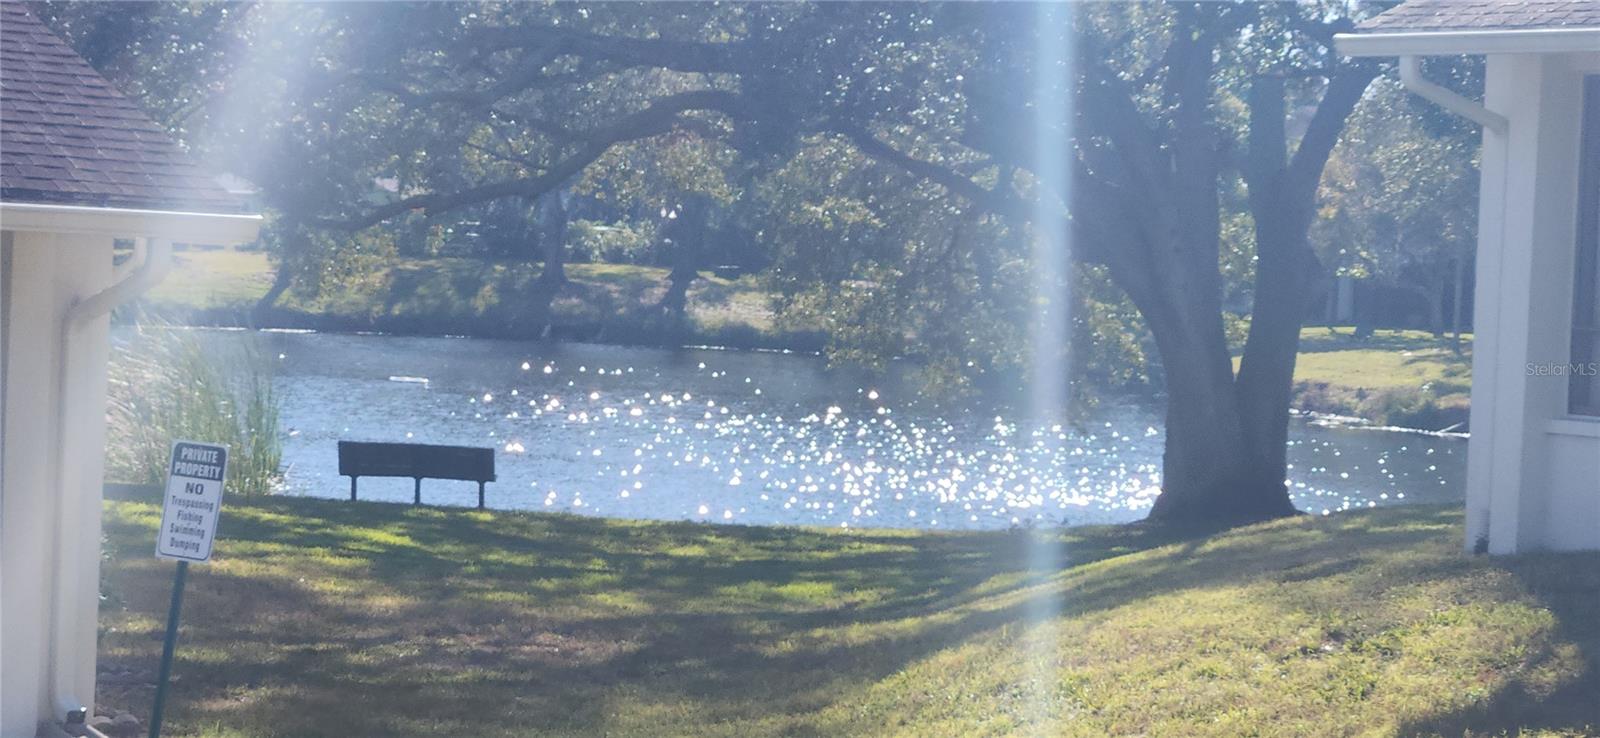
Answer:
656;198;707;317
1401;280;1446;337
1130;230;1302;524
659;248;696;317
254;221;309;323
253;264;292;322
537;190;568;288
1354;291;1375;339
1451;254;1467;354
1146;66;1371;525
1145;321;1270;522
514;192;568;337
1233;216;1322;513
1429;276;1447;338
525;283;560;339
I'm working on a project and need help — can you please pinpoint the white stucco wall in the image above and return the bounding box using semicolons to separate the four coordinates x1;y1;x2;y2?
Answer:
1467;51;1600;554
1;230;115;737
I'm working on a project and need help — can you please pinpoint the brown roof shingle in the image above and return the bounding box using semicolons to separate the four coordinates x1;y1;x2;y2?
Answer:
1;3;248;214
1359;0;1600;33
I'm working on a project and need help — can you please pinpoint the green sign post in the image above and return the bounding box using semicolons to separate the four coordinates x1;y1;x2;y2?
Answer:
149;440;228;738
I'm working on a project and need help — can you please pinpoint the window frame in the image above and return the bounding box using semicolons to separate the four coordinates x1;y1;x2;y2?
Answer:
1570;75;1600;416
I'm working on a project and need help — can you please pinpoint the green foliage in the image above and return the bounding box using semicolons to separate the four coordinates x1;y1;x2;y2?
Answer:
750;133;1150;399
1076;265;1151;389
292;226;402;301
569;220;659;264
1317;72;1481;291
106;323;283;498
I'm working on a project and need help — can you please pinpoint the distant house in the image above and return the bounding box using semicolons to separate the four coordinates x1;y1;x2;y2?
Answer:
1338;1;1600;553
1;6;260;736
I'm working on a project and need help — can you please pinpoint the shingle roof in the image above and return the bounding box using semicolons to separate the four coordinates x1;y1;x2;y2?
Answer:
1;3;247;214
1359;0;1600;33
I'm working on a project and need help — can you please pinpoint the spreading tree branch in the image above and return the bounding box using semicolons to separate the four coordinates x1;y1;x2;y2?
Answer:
317;89;748;230
1285;62;1382;219
835;124;1025;224
466;25;752;74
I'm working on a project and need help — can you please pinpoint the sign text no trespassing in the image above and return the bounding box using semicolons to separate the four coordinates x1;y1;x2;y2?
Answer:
155;441;228;563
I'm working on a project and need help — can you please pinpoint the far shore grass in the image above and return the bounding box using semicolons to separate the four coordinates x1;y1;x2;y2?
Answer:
138;248;815;351
139;249;1474;427
1278;326;1473;430
97;490;1598;737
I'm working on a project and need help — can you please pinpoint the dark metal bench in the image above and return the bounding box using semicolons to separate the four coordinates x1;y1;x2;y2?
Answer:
338;441;496;509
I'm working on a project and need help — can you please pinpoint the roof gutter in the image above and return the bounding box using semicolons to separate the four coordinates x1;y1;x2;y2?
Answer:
0;202;262;245
1334;27;1600;57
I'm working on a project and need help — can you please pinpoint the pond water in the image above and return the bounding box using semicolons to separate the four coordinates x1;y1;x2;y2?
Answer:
176;329;1466;530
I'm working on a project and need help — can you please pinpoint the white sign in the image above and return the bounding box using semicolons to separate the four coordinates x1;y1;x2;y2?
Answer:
155;440;228;563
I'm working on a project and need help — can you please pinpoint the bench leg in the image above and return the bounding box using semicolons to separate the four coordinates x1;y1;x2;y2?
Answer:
350;477;358;501
477;481;486;510
414;477;422;505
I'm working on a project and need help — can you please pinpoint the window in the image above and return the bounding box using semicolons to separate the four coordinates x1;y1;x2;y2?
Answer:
1572;76;1600;415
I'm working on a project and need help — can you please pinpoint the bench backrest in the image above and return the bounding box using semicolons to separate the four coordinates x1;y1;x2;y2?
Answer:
338;441;495;482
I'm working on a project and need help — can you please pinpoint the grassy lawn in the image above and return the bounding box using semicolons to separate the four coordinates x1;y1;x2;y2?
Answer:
1288;327;1474;428
98;491;1597;737
138;250;791;346
1296;327;1473;392
280;257;778;332
144;249;278;309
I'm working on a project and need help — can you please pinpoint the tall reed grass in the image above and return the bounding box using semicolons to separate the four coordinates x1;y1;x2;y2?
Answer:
107;323;282;497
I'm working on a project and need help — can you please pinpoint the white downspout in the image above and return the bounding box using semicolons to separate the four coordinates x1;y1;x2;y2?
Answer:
68;237;170;323
47;237;172;723
1398;56;1508;134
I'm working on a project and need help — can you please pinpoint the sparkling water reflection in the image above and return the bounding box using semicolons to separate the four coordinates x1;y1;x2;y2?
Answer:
187;330;1466;530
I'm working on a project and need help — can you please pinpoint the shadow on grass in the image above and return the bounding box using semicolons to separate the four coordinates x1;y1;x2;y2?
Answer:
99;487;1235;733
1393;552;1600;737
1297;329;1470;356
99;490;1594;736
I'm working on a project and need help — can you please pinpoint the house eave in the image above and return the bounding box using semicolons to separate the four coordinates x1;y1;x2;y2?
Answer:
0;201;262;244
1335;27;1600;57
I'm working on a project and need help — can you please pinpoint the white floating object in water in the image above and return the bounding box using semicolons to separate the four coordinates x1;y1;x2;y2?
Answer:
388;376;429;384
